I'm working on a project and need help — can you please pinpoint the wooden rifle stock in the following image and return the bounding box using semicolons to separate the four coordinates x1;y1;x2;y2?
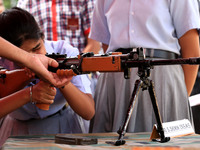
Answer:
0;69;50;110
0;69;32;98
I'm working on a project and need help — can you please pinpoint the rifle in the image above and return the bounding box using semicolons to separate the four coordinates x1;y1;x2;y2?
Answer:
47;49;200;78
46;48;200;146
0;69;50;110
0;69;33;98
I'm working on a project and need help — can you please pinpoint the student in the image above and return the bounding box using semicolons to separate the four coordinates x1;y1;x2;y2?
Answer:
17;0;102;97
0;7;95;145
0;37;68;87
17;0;101;54
89;0;200;133
0;68;56;118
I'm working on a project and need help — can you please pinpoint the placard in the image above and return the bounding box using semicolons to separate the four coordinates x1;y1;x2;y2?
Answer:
150;119;194;140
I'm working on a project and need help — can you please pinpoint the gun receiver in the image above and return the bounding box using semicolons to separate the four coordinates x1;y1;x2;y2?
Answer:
47;52;123;72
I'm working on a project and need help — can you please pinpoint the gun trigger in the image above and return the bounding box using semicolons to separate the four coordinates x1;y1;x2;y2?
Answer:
70;65;81;75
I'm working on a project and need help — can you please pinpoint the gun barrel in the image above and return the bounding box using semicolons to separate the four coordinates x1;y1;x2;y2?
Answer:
124;57;200;68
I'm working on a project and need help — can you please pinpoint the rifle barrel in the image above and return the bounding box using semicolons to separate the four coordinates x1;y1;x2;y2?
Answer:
124;57;200;68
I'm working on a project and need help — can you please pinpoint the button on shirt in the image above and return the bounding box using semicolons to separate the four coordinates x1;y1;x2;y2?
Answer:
0;40;92;120
89;0;200;54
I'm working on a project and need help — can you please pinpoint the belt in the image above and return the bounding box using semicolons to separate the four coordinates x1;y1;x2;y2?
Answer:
45;105;67;118
115;48;179;59
16;105;68;121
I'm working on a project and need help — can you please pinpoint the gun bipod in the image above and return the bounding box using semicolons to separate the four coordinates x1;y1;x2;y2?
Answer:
115;65;170;146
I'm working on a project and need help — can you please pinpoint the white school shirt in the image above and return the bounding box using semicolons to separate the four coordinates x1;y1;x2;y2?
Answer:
89;0;200;54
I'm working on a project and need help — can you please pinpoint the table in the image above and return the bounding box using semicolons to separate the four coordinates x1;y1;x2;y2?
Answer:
2;132;200;150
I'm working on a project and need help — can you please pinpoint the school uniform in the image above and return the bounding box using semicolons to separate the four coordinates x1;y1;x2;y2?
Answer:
0;40;92;146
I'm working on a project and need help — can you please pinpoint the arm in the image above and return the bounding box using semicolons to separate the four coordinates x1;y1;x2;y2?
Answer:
0;68;57;110
81;0;101;54
0;81;55;118
0;69;34;98
0;37;31;64
59;82;95;120
102;43;108;53
179;29;200;96
0;37;69;87
82;37;101;54
0;87;30;118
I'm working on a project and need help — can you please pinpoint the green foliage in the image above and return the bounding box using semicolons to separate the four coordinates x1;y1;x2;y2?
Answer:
3;0;17;9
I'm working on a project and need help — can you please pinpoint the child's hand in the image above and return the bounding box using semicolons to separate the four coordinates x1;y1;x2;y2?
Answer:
53;69;76;88
31;80;56;104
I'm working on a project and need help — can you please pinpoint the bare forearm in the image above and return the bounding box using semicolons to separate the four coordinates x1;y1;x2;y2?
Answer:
0;37;30;65
60;82;95;120
182;65;199;96
179;29;200;96
0;69;33;98
0;37;68;87
82;38;101;54
0;88;30;118
0;81;56;118
102;43;108;53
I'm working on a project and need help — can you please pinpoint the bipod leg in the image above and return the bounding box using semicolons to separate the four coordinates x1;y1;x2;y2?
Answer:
115;79;143;146
148;80;170;143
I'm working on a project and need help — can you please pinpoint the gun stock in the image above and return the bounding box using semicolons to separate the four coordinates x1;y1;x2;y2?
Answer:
0;69;32;98
0;69;50;110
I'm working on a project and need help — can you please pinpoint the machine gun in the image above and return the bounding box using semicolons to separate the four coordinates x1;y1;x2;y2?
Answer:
46;48;200;146
47;49;200;78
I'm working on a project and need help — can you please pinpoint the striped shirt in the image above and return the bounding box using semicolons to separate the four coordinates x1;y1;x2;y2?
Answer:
17;0;95;52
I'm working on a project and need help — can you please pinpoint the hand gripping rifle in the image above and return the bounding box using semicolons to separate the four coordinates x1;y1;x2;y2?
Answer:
47;48;200;146
0;69;52;110
0;69;33;98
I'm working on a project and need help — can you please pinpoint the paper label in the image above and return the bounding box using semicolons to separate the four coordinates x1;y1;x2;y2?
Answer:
150;119;194;140
189;94;200;107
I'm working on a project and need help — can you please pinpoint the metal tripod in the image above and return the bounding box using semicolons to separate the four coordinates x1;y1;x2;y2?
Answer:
115;61;170;146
